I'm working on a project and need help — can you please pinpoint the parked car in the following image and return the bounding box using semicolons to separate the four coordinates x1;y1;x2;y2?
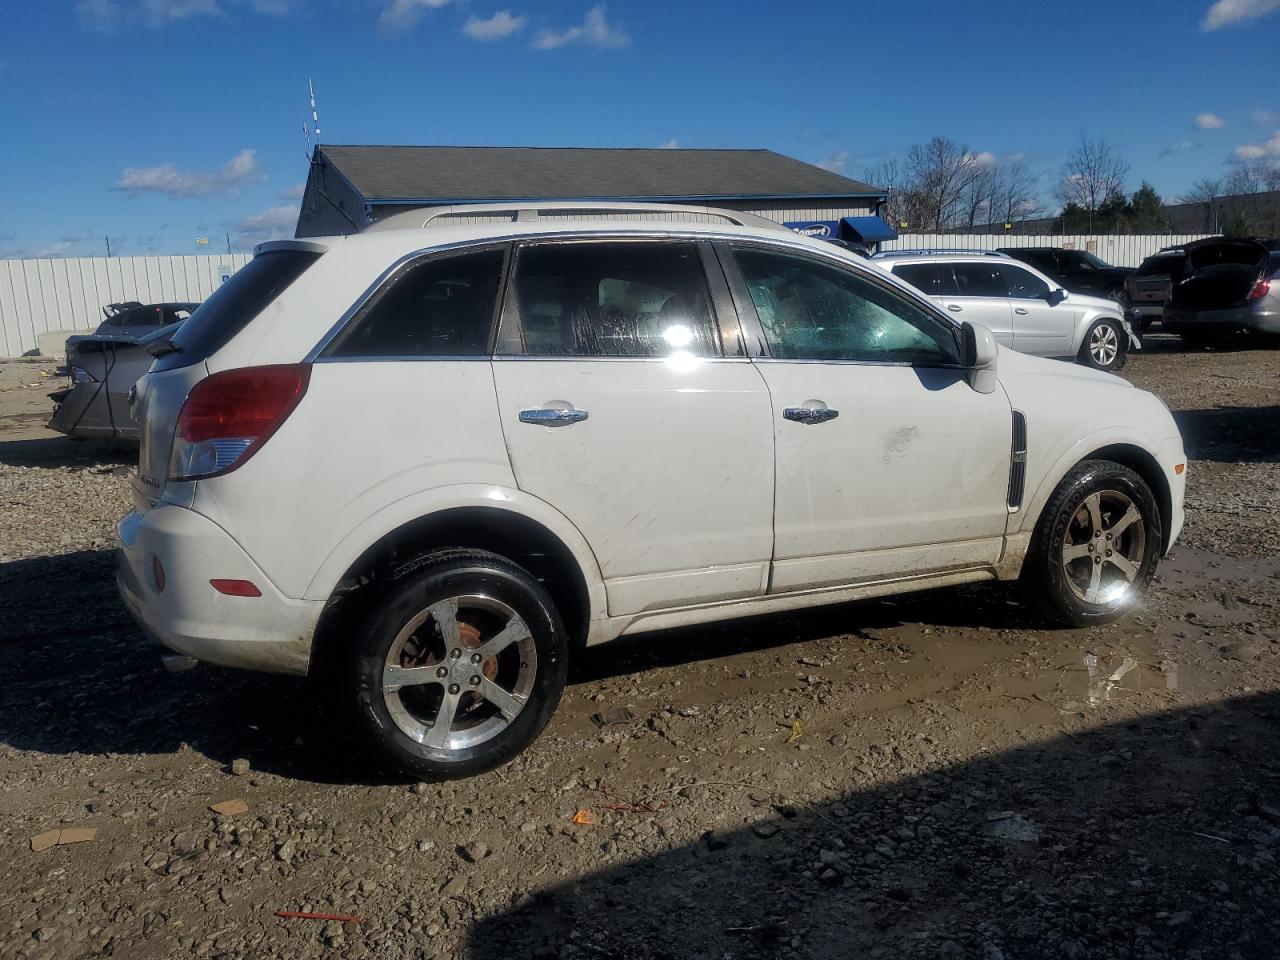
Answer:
997;247;1133;303
49;319;191;441
1123;248;1187;331
118;202;1186;779
95;301;198;338
1162;237;1280;344
873;250;1137;371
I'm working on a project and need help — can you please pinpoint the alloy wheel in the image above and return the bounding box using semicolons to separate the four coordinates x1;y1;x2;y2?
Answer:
1089;324;1120;367
1060;490;1147;604
381;595;537;752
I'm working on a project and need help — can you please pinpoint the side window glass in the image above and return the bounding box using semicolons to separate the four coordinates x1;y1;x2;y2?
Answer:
997;264;1050;300
325;249;504;358
733;247;959;365
497;242;720;357
893;263;957;297
950;263;1006;298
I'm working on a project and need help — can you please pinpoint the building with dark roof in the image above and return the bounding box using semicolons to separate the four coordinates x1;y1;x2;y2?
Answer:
295;145;889;240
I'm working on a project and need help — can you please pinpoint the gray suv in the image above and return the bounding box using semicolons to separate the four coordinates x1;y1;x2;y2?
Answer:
874;251;1137;371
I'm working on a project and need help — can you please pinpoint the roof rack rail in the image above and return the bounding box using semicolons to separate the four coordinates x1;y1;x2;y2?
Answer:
872;248;1011;259
365;201;790;233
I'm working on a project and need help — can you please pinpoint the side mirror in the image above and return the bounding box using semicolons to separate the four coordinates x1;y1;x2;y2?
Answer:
961;321;999;394
1047;287;1067;306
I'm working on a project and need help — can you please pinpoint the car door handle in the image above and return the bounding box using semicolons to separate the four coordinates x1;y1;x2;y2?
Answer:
784;406;839;424
1014;307;1029;315
947;304;964;312
519;407;588;426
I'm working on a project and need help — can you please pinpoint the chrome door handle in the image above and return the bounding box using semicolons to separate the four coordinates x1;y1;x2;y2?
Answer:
947;304;964;312
784;406;839;424
1014;307;1029;315
519;407;588;426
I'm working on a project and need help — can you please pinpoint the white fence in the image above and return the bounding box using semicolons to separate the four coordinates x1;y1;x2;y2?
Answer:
881;233;1211;268
0;254;251;357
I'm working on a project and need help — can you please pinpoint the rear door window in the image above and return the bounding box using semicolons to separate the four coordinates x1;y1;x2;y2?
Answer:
950;262;1006;298
995;264;1051;299
151;249;321;372
892;263;958;297
323;248;504;358
496;241;721;357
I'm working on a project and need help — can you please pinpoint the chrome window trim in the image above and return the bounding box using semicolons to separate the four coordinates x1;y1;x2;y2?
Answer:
490;355;753;363
306;227;945;363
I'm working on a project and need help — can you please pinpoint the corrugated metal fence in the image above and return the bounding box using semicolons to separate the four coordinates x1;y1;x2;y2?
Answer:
0;234;1217;357
0;254;250;357
881;234;1211;267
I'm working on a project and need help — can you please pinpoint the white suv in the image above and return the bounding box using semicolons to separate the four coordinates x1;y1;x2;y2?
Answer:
874;250;1137;371
118;203;1186;778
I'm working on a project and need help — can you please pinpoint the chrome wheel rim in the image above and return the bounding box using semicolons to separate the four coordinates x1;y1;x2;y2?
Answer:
382;595;536;753
1061;490;1147;604
1089;324;1119;366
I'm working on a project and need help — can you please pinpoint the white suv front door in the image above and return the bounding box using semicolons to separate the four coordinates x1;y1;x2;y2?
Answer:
491;239;775;617
994;262;1073;356
942;261;1015;347
722;243;1013;593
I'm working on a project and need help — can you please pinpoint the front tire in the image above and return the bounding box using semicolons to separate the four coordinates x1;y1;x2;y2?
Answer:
1021;461;1162;626
345;549;568;780
1079;318;1127;371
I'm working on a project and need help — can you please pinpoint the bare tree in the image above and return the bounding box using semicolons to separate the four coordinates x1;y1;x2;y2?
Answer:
988;160;1045;226
1055;136;1129;232
903;136;987;231
1181;177;1223;232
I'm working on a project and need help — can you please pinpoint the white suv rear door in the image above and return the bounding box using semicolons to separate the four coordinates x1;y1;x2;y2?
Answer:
490;239;774;617
721;243;1012;593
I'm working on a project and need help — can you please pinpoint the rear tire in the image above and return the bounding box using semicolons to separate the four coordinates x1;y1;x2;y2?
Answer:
1079;318;1127;371
343;548;568;780
1021;460;1162;626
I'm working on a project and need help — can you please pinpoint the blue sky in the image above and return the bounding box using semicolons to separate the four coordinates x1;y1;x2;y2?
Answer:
1;0;1278;257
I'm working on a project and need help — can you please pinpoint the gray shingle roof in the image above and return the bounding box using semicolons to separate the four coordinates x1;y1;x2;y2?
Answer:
318;145;883;202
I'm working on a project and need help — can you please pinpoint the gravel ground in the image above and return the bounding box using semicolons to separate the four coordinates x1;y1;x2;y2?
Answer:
1;337;1278;960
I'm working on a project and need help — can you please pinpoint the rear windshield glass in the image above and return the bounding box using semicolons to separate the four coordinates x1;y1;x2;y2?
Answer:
151;249;321;372
1134;254;1184;277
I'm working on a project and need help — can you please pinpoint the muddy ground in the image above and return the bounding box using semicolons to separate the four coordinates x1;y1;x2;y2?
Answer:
1;335;1278;960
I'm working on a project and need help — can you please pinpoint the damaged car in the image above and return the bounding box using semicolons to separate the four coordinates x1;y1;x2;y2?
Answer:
1162;237;1280;345
95;301;198;338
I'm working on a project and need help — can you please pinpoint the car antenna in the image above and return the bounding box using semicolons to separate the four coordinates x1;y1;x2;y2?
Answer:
303;78;321;158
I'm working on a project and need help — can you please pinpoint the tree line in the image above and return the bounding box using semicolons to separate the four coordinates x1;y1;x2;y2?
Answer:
862;134;1280;236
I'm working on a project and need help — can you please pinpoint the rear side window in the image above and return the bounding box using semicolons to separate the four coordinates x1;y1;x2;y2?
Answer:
950;262;1006;298
995;264;1051;299
324;249;504;358
892;263;958;297
496;241;721;357
151;249;321;372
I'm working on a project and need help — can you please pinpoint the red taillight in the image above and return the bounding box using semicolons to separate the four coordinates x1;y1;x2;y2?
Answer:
170;365;310;481
210;578;262;597
153;555;166;592
1247;278;1271;301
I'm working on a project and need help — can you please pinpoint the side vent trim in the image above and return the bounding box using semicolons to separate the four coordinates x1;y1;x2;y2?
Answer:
1008;411;1028;511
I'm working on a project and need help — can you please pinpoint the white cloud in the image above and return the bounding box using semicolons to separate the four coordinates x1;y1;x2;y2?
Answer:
280;182;306;200
142;0;223;25
76;0;124;31
1195;112;1225;129
1202;0;1280;29
115;148;262;198
533;4;628;50
966;150;998;168
233;204;299;246
378;0;449;34
1232;130;1280;160
463;10;526;40
1159;139;1201;157
247;0;295;12
658;138;680;149
1253;108;1280;126
815;149;850;173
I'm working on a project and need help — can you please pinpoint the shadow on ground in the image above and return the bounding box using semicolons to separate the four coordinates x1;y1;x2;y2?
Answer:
465;691;1280;960
1172;405;1280;463
0;435;136;468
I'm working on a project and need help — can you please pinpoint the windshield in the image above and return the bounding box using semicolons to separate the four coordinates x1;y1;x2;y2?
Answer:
1071;251;1112;270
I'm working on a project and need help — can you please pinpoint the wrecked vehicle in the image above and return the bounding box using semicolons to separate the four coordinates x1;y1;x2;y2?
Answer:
1163;237;1280;344
49;323;184;441
94;301;198;338
117;202;1186;780
1123;247;1186;331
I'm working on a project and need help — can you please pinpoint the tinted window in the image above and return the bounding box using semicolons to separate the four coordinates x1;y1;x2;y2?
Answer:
892;263;958;297
152;249;321;372
950;262;1007;298
1134;253;1184;278
497;241;719;357
105;306;162;327
1013;250;1056;272
996;264;1051;299
1270;252;1280;277
324;249;503;358
734;247;959;364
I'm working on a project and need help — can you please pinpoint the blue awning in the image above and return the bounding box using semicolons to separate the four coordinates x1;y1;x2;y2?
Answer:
840;216;897;243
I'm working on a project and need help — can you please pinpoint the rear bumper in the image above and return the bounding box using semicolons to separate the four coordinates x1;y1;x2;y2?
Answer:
48;384;140;441
117;505;322;675
1127;302;1164;319
1163;303;1280;333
